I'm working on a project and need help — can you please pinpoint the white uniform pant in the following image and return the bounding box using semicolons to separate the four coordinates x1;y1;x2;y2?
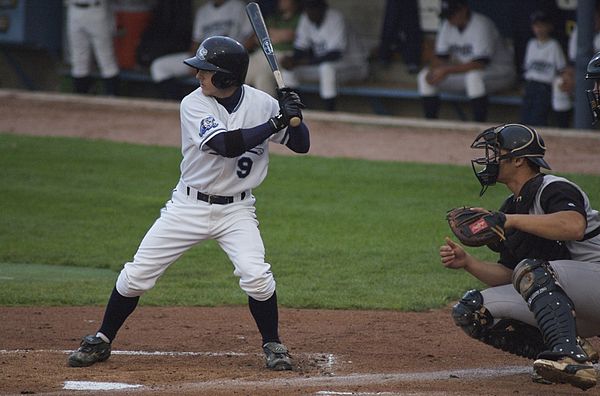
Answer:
418;65;516;98
480;260;600;338
150;51;191;82
67;4;119;78
116;183;276;301
282;60;369;99
552;75;573;112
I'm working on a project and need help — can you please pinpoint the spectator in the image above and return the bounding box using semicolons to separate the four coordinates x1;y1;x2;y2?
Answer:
246;0;302;97
135;0;193;69
149;0;253;99
377;0;422;74
417;0;516;122
552;3;600;128
520;10;566;126
279;0;368;111
66;0;120;95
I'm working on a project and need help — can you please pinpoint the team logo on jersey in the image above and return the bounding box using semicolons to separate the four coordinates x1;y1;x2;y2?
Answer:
199;116;219;137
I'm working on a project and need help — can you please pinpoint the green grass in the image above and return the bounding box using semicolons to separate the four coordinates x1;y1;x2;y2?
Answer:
1;133;599;310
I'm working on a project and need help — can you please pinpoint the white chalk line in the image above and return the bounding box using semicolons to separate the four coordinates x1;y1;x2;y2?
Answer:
160;366;531;395
0;349;249;357
5;348;576;393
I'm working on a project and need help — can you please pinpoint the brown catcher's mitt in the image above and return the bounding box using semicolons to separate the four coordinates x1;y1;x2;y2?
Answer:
446;207;507;247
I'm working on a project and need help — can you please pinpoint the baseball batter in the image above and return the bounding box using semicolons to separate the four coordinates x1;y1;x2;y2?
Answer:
68;36;309;371
418;0;515;121
440;123;600;390
66;0;119;95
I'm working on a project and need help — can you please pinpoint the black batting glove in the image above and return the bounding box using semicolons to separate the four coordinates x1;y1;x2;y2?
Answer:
277;87;305;124
269;112;287;131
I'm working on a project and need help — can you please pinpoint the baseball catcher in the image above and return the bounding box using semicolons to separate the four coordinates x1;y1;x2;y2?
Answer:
440;122;600;390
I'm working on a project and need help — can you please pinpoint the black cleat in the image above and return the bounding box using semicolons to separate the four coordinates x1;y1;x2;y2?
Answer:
262;342;292;371
68;335;111;367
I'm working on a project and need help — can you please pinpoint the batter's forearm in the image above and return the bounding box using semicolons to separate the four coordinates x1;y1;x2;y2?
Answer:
205;121;277;158
285;124;310;153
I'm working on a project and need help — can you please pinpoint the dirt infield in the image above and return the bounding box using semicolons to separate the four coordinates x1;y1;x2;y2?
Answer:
1;90;600;395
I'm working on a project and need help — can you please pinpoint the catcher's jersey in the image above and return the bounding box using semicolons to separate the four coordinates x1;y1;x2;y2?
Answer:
191;0;252;44
179;84;288;196
532;175;600;263
523;38;566;84
435;12;512;68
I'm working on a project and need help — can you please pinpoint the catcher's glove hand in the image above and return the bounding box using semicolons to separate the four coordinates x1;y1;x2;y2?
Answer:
446;207;506;247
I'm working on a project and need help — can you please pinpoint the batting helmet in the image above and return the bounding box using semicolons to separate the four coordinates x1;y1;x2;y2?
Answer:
184;36;249;89
470;123;550;195
585;51;600;124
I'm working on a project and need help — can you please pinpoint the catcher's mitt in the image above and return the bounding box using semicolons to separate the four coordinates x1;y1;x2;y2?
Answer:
446;207;506;247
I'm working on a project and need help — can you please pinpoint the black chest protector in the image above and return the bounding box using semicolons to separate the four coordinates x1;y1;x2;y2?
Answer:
492;175;570;269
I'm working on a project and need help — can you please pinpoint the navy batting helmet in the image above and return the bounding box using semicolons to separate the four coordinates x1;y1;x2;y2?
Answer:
184;36;249;89
470;123;550;195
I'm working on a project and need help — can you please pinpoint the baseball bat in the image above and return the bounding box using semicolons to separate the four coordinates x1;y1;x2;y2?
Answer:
246;1;301;127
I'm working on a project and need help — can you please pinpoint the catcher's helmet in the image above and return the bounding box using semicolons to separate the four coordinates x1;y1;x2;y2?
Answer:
184;36;249;89
585;51;600;124
470;123;550;196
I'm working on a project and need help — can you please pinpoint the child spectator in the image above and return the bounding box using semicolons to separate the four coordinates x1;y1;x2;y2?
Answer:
552;2;600;128
521;10;566;126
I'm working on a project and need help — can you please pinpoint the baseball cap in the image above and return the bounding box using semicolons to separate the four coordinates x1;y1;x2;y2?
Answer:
530;10;551;24
440;0;468;19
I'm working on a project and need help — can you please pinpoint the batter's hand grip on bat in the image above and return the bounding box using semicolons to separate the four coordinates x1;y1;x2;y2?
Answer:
247;2;302;128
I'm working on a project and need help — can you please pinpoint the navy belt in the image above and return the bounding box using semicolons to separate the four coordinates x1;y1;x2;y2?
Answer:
186;186;245;205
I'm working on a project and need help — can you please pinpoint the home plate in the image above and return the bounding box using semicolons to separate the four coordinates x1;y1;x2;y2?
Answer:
64;381;143;391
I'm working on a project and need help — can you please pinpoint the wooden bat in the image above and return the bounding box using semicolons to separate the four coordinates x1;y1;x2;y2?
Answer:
246;1;301;127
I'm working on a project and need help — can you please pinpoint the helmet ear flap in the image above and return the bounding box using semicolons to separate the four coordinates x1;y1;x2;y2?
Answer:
212;72;237;89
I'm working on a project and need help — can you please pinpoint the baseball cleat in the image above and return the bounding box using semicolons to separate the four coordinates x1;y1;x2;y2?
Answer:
533;357;597;390
530;370;554;385
262;342;292;371
68;335;111;367
578;337;599;364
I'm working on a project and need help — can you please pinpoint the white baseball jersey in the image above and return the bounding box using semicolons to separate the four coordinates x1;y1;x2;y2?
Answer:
115;84;292;302
523;38;566;84
435;12;512;68
192;0;253;44
293;8;365;64
179;84;288;196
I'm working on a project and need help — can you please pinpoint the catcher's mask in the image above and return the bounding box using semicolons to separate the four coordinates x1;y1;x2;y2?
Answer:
585;51;600;125
470;123;551;196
